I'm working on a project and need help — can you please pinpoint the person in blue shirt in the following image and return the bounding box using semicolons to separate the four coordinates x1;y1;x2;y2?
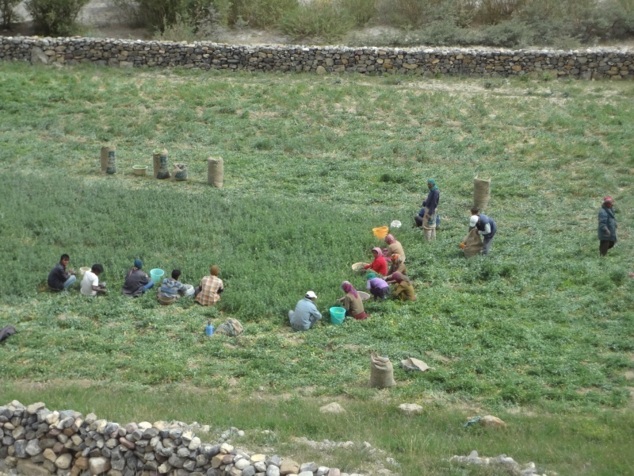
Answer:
470;207;497;255
157;269;194;305
288;291;322;331
598;196;617;256
415;179;440;241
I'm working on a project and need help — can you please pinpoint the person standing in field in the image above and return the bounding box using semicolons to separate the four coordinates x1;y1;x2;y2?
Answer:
195;265;224;306
470;207;497;256
339;281;368;320
288;290;322;331
80;264;107;296
415;179;440;241
121;259;154;297
598;196;617;256
47;253;77;291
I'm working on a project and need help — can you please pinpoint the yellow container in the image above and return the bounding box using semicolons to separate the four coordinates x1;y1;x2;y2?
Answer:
372;226;389;239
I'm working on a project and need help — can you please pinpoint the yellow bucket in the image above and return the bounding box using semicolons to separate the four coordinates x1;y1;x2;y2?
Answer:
372;226;389;240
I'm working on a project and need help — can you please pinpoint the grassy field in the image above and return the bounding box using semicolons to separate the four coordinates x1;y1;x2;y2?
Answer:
0;63;633;475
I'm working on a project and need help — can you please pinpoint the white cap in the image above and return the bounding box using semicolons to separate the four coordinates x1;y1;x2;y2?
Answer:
469;215;479;227
305;290;317;299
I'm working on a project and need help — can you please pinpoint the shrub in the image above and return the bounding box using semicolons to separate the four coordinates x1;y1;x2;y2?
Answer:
280;0;355;42
340;0;377;27
471;0;523;25
0;0;22;28
229;0;297;29
25;0;90;36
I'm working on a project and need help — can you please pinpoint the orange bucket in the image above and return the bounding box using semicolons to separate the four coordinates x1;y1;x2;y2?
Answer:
372;226;389;240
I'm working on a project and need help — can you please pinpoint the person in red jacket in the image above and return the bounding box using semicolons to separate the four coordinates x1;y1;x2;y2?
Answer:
363;247;388;276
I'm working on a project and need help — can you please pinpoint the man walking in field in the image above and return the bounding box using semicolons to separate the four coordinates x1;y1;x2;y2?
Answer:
598;196;617;256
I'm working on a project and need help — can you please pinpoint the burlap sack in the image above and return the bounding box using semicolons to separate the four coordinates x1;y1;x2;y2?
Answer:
208;157;224;188
463;228;483;258
473;177;491;210
369;352;395;388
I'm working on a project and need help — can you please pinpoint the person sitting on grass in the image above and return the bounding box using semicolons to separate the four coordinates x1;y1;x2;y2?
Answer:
289;290;322;331
339;281;368;320
158;269;195;305
366;271;390;300
47;253;76;292
363;247;388;276
383;234;406;262
121;259;154;298
386;254;407;283
194;265;224;306
391;272;416;301
80;264;107;297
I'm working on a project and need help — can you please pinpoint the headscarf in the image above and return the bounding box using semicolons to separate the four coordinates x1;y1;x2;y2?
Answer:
603;196;614;204
366;271;377;280
341;281;358;298
372;247;382;256
427;178;439;191
392;272;409;284
391;253;402;264
210;265;220;276
384;234;395;244
133;259;143;269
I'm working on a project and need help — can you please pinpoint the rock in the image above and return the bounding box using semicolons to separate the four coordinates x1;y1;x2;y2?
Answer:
26;439;43;456
398;403;423;415
316;65;327;75
27;402;47;414
300;462;318;473
16;460;52;476
55;453;73;469
89;457;111;474
319;403;345;414
266;465;281;476
327;469;341;476
43;448;57;462
220;443;234;453
280;459;299;475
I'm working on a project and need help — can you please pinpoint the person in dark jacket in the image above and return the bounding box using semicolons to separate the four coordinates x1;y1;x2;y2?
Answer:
121;259;154;297
470;208;497;255
47;254;77;291
415;178;440;241
598;196;617;256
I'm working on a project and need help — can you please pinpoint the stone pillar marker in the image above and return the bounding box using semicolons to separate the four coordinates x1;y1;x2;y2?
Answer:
207;157;224;188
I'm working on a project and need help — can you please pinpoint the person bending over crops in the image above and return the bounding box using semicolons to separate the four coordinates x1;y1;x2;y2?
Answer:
391;272;416;301
363;247;388;276
598;196;617;256
366;271;390;300
383;234;406;262
339;281;368;320
415;178;440;241
81;264;107;297
47;253;77;291
195;265;224;306
386;254;407;283
469;208;497;256
289;290;322;331
157;269;195;305
121;259;154;297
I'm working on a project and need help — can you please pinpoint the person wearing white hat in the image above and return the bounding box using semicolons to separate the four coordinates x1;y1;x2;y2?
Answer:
288;291;322;331
470;207;497;255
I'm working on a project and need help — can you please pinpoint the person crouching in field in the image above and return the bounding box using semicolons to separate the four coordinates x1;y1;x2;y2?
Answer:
157;269;195;305
81;264;107;297
122;259;154;297
195;265;224;306
339;281;368;320
470;208;497;256
386;254;407;283
383;234;406;262
366;271;390;300
363;247;388;276
598;196;617;256
391;272;416;301
289;290;322;331
47;253;76;292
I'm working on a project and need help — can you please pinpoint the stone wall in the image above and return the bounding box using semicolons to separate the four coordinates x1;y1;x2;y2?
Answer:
0;36;632;79
0;401;349;476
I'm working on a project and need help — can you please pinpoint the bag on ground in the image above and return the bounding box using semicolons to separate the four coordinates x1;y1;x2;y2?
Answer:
370;352;396;388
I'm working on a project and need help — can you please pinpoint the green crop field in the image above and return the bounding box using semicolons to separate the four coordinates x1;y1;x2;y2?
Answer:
0;63;633;475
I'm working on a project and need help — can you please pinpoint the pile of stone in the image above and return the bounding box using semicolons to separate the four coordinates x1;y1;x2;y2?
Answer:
450;450;552;476
0;401;357;476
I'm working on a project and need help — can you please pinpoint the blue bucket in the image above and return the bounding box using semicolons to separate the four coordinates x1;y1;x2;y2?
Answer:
329;307;346;324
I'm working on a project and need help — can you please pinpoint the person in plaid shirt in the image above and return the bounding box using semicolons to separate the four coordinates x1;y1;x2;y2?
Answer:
195;265;224;306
